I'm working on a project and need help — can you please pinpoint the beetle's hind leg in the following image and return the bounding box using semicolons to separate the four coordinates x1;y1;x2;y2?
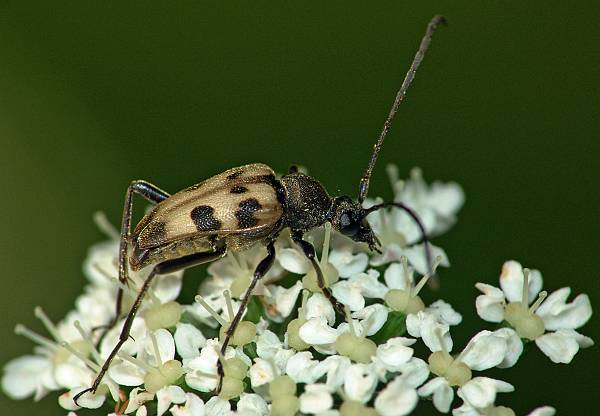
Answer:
75;246;227;405
94;181;171;344
217;240;276;392
291;230;345;314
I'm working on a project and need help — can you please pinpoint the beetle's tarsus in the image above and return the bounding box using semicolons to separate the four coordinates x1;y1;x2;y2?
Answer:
73;387;94;406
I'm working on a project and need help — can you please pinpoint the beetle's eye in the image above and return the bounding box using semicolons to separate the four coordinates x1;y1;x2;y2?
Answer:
339;212;360;236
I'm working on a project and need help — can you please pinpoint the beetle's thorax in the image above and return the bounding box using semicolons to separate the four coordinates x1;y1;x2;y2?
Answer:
279;172;333;231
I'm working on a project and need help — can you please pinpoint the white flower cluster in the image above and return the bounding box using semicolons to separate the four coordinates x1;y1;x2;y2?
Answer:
2;167;593;416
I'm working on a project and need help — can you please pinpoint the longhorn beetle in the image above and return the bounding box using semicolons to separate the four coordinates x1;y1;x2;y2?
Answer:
75;15;446;403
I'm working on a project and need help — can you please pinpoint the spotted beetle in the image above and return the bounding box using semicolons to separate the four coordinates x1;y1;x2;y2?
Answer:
75;15;446;402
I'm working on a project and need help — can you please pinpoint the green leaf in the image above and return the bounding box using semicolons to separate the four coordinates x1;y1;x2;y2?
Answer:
245;296;264;324
370;311;406;344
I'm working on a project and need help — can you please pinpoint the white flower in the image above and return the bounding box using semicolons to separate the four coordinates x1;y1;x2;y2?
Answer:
375;337;415;372
255;330;294;373
366;166;461;273
264;281;303;320
417;330;509;413
174;323;207;364
3;307;119;408
299;383;334;414
185;339;221;392
237;393;269;415
285;352;326;384
204;396;231;415
451;377;515;415
169;392;206;416
375;376;419;416
527;406;557;416
328;246;369;278
476;260;594;363
2;355;57;401
343;363;378;403
331;269;387;311
352;304;389;336
156;385;186;416
319;355;352;391
249;358;276;388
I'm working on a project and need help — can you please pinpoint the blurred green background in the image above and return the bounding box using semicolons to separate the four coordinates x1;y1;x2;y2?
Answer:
1;1;598;414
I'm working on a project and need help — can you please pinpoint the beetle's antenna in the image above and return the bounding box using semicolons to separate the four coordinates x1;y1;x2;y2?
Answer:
358;15;447;203
363;201;436;285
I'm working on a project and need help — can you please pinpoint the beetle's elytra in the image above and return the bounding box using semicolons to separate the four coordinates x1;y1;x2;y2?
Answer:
75;15;447;403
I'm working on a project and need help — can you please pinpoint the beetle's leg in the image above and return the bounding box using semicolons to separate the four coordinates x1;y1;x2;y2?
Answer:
217;240;276;391
291;230;345;314
96;181;171;342
74;246;226;405
288;165;299;174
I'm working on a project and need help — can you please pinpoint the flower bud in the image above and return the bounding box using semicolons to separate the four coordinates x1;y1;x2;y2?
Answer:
223;357;248;379
385;289;424;314
230;275;251;299
145;301;183;331
219;376;244;400
287;318;309;351
302;263;339;292
269;375;296;397
271;395;300;416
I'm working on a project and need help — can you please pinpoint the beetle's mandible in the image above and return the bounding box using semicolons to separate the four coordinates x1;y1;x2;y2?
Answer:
74;14;447;403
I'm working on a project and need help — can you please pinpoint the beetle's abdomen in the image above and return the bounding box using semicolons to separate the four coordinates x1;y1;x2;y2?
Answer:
280;173;332;231
132;163;284;253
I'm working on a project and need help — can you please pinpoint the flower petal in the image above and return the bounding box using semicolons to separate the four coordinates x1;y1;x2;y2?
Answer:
299;383;333;414
175;323;206;362
278;248;310;274
299;317;338;345
376;337;415;372
169;393;205;416
527;406;557;416
535;288;592;331
474;283;505;323
403;243;450;276
1;355;52;400
237;393;269;415
457;377;513;409
249;358;276;388
535;329;591;364
305;293;336;326
329;249;369;278
499;261;542;304
343;363;377;403
375;376;419;416
461;331;507;371
492;328;523;368
384;262;413;291
417;377;453;413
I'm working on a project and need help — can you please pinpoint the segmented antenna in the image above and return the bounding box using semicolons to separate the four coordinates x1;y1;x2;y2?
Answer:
358;15;447;203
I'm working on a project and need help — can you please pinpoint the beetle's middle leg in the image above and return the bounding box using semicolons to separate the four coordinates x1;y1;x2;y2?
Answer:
75;245;227;404
217;240;276;391
291;230;345;314
95;181;171;341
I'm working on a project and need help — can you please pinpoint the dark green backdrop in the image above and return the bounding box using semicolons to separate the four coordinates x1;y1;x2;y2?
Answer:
1;2;598;414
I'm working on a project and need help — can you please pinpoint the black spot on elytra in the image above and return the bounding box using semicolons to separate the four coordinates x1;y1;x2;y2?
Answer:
191;205;222;232
236;198;262;228
227;170;243;180
230;185;248;194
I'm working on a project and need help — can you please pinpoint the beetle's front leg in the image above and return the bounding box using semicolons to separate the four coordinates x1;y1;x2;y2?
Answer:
95;181;171;342
291;230;345;314
75;246;227;405
217;240;276;391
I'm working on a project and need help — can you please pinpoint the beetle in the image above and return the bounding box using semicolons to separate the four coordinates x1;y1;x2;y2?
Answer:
75;14;446;402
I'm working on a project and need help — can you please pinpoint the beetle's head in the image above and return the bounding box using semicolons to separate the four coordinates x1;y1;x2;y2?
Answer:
330;196;381;252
